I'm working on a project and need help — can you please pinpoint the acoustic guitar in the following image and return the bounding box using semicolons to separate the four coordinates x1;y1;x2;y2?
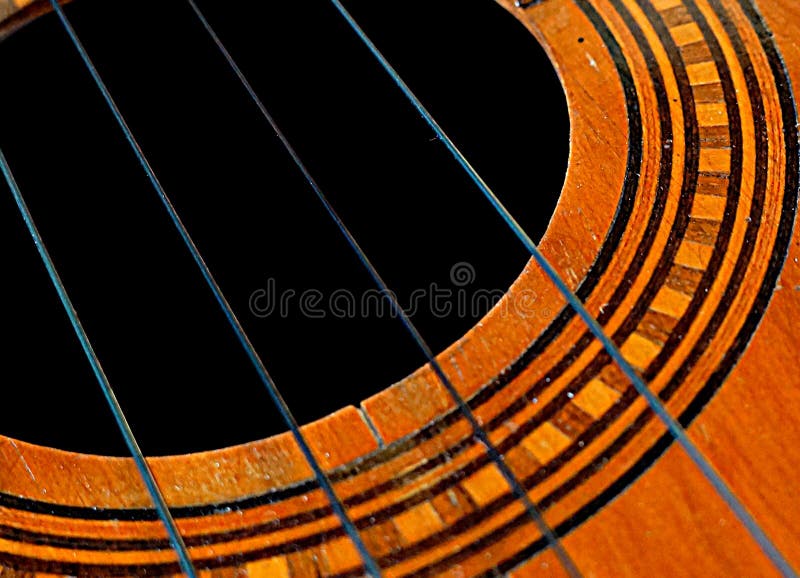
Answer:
0;0;797;576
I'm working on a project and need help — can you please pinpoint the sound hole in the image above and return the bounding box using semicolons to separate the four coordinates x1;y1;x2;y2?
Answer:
0;0;568;455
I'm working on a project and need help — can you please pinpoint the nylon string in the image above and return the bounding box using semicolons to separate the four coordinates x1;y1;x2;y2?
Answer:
47;1;382;576
325;0;798;576
0;149;199;578
35;0;797;576
184;1;583;576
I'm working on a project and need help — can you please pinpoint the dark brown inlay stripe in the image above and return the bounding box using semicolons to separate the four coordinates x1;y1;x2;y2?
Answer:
685;217;721;244
665;263;706;295
431;487;476;526
661;5;693;26
503;444;542;480
598;363;630;394
695;173;730;196
553;404;594;437
363;519;404;556
638;309;680;345
699;124;731;146
695;171;731;183
693;82;726;103
680;40;714;64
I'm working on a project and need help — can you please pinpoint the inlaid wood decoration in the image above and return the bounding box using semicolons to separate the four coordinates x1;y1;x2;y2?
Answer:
0;0;798;576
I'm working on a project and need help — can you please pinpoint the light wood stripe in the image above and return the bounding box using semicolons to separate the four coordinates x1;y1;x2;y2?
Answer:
691;193;727;220
462;464;510;507
621;333;662;369
394;502;446;543
572;380;622;419
245;557;290;578
686;61;721;85
675;239;715;270
669;22;705;46
521;423;573;465
699;147;731;173
650;286;694;317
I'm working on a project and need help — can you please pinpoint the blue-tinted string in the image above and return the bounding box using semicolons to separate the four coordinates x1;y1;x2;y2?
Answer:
327;1;797;575
184;2;582;576
47;2;381;576
0;149;198;578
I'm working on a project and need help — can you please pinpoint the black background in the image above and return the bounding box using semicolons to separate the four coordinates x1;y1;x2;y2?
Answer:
0;0;568;455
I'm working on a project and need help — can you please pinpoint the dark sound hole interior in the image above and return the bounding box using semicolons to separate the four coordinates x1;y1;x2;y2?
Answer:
0;0;569;455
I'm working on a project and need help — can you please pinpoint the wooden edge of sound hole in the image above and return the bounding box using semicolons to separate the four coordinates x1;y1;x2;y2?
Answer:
0;0;626;510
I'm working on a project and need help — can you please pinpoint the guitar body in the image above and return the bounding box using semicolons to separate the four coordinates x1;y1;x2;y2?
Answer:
0;0;797;576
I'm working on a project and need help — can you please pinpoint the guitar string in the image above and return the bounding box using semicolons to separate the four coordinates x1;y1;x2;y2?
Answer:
326;0;798;576
46;1;382;576
0;150;199;578
20;1;793;576
184;1;584;577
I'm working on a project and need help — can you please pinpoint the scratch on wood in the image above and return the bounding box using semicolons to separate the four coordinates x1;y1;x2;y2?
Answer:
8;440;37;484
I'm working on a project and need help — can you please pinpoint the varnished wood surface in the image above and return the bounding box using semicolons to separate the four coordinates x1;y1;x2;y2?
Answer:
0;0;797;575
